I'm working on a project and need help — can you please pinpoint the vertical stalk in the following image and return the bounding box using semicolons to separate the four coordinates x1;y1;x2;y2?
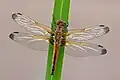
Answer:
45;0;70;80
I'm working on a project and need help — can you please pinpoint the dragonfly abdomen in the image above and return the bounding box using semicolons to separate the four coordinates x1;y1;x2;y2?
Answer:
51;44;60;75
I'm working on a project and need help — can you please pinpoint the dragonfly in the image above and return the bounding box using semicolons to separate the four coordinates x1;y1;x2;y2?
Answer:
9;13;109;75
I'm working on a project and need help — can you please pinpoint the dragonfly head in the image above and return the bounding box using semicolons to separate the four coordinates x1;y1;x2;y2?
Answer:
56;20;66;28
55;20;67;33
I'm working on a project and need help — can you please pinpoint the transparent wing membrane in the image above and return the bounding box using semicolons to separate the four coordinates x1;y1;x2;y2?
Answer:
67;25;109;41
12;13;52;36
10;13;109;58
9;32;49;51
65;41;107;57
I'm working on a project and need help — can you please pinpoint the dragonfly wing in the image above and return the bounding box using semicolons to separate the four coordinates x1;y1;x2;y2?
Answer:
67;25;109;41
9;32;49;51
65;41;107;57
12;13;52;36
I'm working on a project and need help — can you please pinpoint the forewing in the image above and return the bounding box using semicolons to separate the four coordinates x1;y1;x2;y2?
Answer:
65;41;107;57
12;13;52;36
67;25;109;41
9;32;49;51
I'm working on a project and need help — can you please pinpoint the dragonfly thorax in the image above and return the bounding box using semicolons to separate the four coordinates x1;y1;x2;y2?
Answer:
53;20;66;45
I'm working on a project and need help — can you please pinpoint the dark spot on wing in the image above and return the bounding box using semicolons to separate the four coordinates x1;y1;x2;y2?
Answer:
101;49;107;55
17;13;22;15
14;32;19;33
99;25;110;33
104;27;110;33
9;32;19;40
99;25;105;27
12;13;17;19
9;33;14;40
98;45;104;48
12;13;22;19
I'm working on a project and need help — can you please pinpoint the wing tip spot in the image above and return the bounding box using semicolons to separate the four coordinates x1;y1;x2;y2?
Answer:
17;13;22;15
104;27;110;33
101;49;107;55
12;13;17;19
99;24;110;33
9;33;14;40
14;32;19;34
9;32;19;40
98;45;103;48
98;45;107;55
99;25;105;27
12;13;22;19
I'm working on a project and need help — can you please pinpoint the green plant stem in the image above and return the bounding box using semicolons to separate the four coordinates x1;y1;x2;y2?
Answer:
45;0;70;80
